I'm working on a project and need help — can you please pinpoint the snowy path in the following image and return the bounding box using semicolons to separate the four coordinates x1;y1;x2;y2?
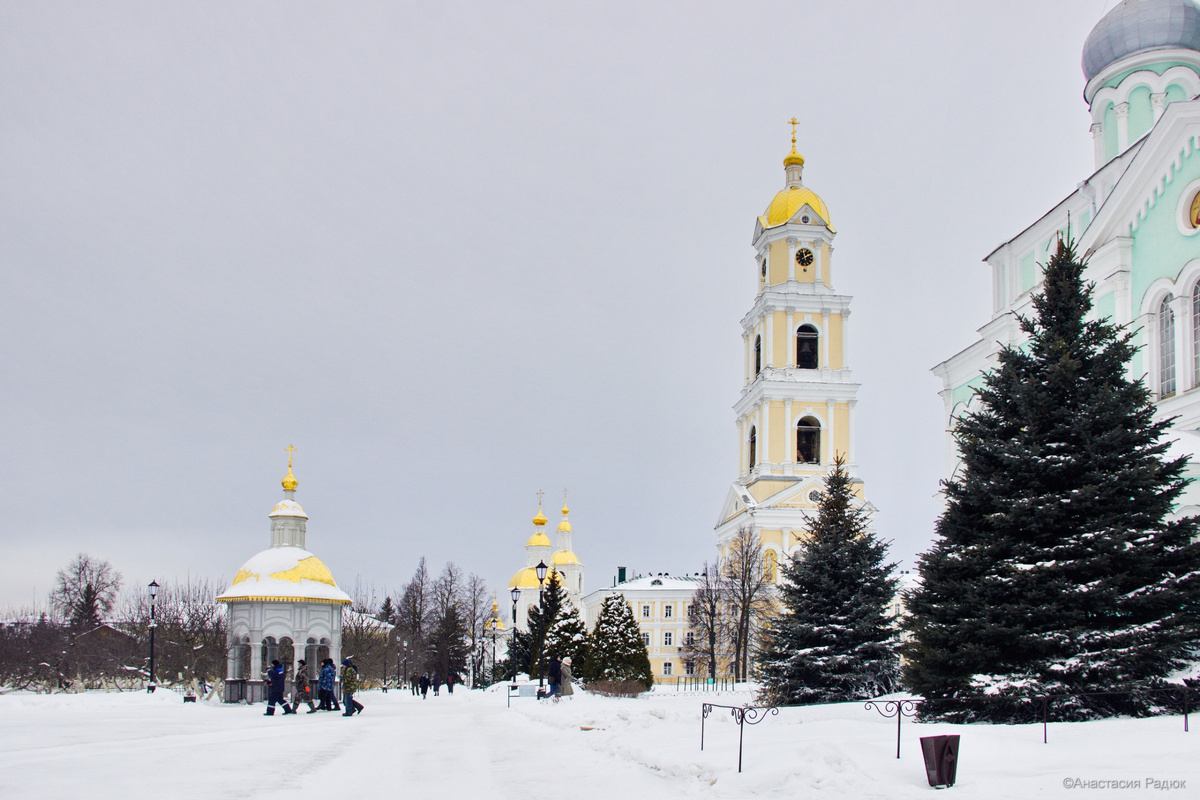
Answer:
3;687;1199;797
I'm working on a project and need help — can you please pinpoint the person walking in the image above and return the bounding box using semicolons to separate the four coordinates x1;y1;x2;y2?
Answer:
432;672;442;696
547;655;562;698
419;673;429;699
341;658;364;716
263;659;295;716
446;673;455;694
318;658;339;711
560;657;574;699
410;676;419;696
294;659;317;713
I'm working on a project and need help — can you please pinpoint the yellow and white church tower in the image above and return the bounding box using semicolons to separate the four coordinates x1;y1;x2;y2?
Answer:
715;123;872;573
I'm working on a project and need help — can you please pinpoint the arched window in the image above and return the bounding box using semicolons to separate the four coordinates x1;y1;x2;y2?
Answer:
796;417;820;464
1161;294;1177;397
796;325;819;369
763;550;778;583
754;335;762;375
748;426;757;469
1192;283;1200;388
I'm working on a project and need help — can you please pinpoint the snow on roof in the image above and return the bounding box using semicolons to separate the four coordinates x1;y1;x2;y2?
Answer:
216;546;351;605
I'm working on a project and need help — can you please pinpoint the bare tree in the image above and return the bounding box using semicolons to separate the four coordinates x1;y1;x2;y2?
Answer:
685;561;730;680
722;528;772;682
462;573;490;687
51;554;122;630
395;557;432;675
427;563;468;682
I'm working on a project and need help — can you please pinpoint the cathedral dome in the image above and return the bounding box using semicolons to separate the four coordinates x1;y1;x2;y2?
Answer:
509;565;558;589
269;499;308;519
524;530;552;547
1082;0;1200;81
764;187;833;228
217;546;352;604
551;549;579;565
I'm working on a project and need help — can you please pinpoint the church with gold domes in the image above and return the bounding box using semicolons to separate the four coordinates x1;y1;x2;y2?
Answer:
715;124;873;572
508;493;585;631
217;448;351;702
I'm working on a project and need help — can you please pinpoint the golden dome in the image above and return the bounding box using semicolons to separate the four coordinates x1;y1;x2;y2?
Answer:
525;531;552;548
551;549;579;566
509;566;558;589
532;504;548;526
764;187;833;229
783;144;805;168
557;519;572;532
282;465;298;491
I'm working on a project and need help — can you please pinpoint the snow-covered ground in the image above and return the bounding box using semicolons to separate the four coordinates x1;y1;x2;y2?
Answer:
1;685;1195;797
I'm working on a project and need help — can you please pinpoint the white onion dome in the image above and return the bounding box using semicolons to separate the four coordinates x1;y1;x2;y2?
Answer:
217;546;352;605
1083;0;1200;80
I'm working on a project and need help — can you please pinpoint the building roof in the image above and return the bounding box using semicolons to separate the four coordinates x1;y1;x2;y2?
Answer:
217;546;352;605
1082;0;1200;80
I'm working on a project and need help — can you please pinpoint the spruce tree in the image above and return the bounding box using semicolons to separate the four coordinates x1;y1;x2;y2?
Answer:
757;454;899;704
545;600;589;668
582;593;653;689
906;238;1200;722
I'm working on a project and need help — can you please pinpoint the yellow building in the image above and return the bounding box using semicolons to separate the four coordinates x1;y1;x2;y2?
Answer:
715;126;873;567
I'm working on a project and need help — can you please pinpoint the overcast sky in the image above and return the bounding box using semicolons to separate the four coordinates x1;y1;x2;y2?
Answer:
0;1;1119;609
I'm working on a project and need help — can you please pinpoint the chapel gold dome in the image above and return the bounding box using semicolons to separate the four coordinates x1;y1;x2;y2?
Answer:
764;187;832;228
532;506;548;526
525;531;552;548
551;549;579;566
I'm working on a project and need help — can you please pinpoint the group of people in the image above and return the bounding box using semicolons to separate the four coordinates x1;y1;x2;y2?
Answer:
409;671;456;698
263;657;364;717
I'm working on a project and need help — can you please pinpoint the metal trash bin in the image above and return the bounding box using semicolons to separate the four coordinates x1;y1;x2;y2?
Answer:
919;735;960;788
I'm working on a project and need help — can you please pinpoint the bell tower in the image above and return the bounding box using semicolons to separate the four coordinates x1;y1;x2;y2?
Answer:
715;122;870;569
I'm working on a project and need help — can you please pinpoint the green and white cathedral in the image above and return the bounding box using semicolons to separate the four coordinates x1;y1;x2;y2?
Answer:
935;0;1200;517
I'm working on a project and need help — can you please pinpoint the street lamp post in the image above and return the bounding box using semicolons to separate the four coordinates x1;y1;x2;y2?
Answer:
509;587;520;685
147;580;159;693
535;560;548;692
402;640;408;688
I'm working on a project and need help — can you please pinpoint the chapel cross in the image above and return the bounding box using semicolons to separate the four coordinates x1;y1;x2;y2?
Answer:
537;489;544;506
789;117;799;146
286;444;296;468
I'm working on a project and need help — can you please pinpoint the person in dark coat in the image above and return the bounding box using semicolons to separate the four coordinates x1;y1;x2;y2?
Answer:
446;673;455;694
547;655;562;697
419;673;430;699
264;660;295;716
294;659;317;713
410;676;419;696
341;658;364;716
432;672;442;696
318;658;340;711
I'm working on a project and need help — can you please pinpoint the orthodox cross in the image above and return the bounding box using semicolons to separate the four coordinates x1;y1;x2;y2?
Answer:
789;117;799;147
286;443;296;469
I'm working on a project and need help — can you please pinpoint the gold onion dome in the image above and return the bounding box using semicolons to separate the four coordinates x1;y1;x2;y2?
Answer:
282;465;298;491
558;502;571;531
532;504;548;526
783;143;805;168
525;530;552;547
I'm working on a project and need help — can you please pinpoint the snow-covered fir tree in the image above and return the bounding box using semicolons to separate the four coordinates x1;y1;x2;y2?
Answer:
582;593;653;689
757;454;898;704
907;238;1200;722
545;600;589;668
503;572;568;680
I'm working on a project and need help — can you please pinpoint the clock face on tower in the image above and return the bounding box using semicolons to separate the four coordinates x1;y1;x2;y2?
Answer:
795;248;814;267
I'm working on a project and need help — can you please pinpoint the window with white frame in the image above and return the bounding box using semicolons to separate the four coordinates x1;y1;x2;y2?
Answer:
685;660;695;676
663;631;673;646
641;632;650;646
663;661;673;675
642;605;651;618
1161;294;1177;397
1192;283;1200;387
685;630;695;646
664;604;673;618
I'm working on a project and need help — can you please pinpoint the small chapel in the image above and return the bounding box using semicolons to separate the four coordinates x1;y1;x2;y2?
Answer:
715;124;874;573
217;448;352;702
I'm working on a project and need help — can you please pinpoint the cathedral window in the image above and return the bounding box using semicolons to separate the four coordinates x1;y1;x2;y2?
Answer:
748;426;757;468
1160;295;1177;397
796;325;819;369
1192;283;1200;387
754;335;762;375
796;418;820;464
